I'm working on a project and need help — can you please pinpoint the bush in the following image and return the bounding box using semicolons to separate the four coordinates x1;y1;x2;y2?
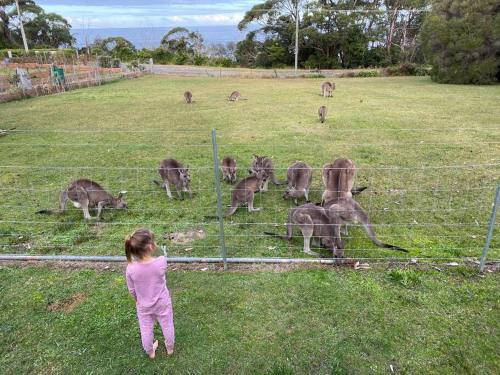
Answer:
356;70;379;77
303;73;325;79
96;55;112;68
193;54;207;66
212;57;235;68
111;58;121;68
420;0;499;84
384;63;429;77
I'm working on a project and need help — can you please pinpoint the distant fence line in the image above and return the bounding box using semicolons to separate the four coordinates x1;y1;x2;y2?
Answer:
143;64;384;79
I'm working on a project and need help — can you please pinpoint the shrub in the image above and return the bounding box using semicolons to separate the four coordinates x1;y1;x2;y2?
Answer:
111;58;121;68
173;53;188;65
357;70;379;77
193;54;207;66
303;73;325;79
420;0;499;84
384;63;430;76
96;55;111;68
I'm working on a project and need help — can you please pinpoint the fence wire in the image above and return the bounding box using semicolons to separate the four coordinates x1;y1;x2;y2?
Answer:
0;127;499;265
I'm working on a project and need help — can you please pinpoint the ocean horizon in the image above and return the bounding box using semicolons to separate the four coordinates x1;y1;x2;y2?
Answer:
72;25;252;49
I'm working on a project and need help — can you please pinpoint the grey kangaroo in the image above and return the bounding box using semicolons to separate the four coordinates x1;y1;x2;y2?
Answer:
323;197;407;253
184;91;193;104
221;156;237;184
37;179;128;220
228;91;247;101
321;158;357;205
321;81;335;97
249;154;281;191
226;170;266;216
283;161;313;205
318;106;327;123
155;158;192;199
265;203;344;257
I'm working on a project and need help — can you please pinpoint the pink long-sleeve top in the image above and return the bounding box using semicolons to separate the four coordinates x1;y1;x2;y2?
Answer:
125;256;170;308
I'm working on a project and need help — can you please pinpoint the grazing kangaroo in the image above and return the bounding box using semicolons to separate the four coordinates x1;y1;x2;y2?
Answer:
228;91;247;101
226;170;266;216
221;156;237;184
323;197;408;253
318;106;327;123
155;158;192;200
184;91;193;104
283;161;313;205
265;203;344;257
321;81;335;97
37;179;128;220
249;154;281;191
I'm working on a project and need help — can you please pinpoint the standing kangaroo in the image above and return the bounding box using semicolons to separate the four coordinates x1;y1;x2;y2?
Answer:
265;203;344;257
321;82;335;97
283;161;313;205
221;156;237;184
37;179;128;220
184;91;193;104
318;106;327;123
321;158;357;204
249;154;281;191
155;158;192;200
226;170;266;216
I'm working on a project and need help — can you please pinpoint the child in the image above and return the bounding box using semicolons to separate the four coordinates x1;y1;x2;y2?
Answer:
125;228;175;358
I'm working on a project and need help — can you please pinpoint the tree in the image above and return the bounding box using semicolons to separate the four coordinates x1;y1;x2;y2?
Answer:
160;27;204;55
23;11;74;48
420;0;500;84
0;0;74;48
92;36;136;61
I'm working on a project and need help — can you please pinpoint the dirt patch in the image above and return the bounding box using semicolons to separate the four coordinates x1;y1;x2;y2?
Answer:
164;229;206;244
47;292;87;313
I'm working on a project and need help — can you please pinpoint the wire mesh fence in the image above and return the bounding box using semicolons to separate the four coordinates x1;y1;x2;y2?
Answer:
0;125;498;267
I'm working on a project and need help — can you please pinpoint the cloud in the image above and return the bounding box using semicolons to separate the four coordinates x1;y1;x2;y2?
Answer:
37;1;260;28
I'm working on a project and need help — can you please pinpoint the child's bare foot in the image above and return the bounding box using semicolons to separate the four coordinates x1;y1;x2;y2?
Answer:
166;342;174;356
148;340;159;359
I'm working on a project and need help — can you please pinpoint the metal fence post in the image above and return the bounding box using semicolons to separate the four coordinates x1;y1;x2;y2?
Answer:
211;129;227;270
479;178;500;272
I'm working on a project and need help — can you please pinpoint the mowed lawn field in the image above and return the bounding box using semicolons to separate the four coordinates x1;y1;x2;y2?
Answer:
0;265;499;374
0;76;499;260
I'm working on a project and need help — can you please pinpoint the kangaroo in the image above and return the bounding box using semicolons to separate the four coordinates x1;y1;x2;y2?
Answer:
184;91;193;104
36;179;128;220
321;158;356;204
283;161;313;205
155;158;192;200
265;203;344;257
221;156;237;184
226;170;266;216
228;91;247;101
249;154;281;191
318;106;327;123
321;81;335;97
323;197;408;253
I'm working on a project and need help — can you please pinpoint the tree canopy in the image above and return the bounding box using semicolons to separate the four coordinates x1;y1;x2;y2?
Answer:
0;0;73;48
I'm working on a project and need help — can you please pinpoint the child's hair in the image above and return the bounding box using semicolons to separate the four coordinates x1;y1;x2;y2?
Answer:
125;228;155;262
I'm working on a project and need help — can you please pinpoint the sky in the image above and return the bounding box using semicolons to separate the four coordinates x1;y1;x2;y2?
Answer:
37;0;262;29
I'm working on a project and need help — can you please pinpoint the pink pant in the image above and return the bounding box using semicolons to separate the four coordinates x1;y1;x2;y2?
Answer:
136;295;175;354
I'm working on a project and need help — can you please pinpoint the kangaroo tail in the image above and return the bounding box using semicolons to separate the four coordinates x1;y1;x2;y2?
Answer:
36;209;55;214
362;223;408;253
226;205;238;217
153;180;163;186
351;186;368;195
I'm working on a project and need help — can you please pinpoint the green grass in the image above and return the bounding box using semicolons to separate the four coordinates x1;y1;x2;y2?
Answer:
0;265;498;374
0;76;499;260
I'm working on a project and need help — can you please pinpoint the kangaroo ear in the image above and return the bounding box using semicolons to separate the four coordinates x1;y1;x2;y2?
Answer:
118;191;127;198
253;154;259;159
